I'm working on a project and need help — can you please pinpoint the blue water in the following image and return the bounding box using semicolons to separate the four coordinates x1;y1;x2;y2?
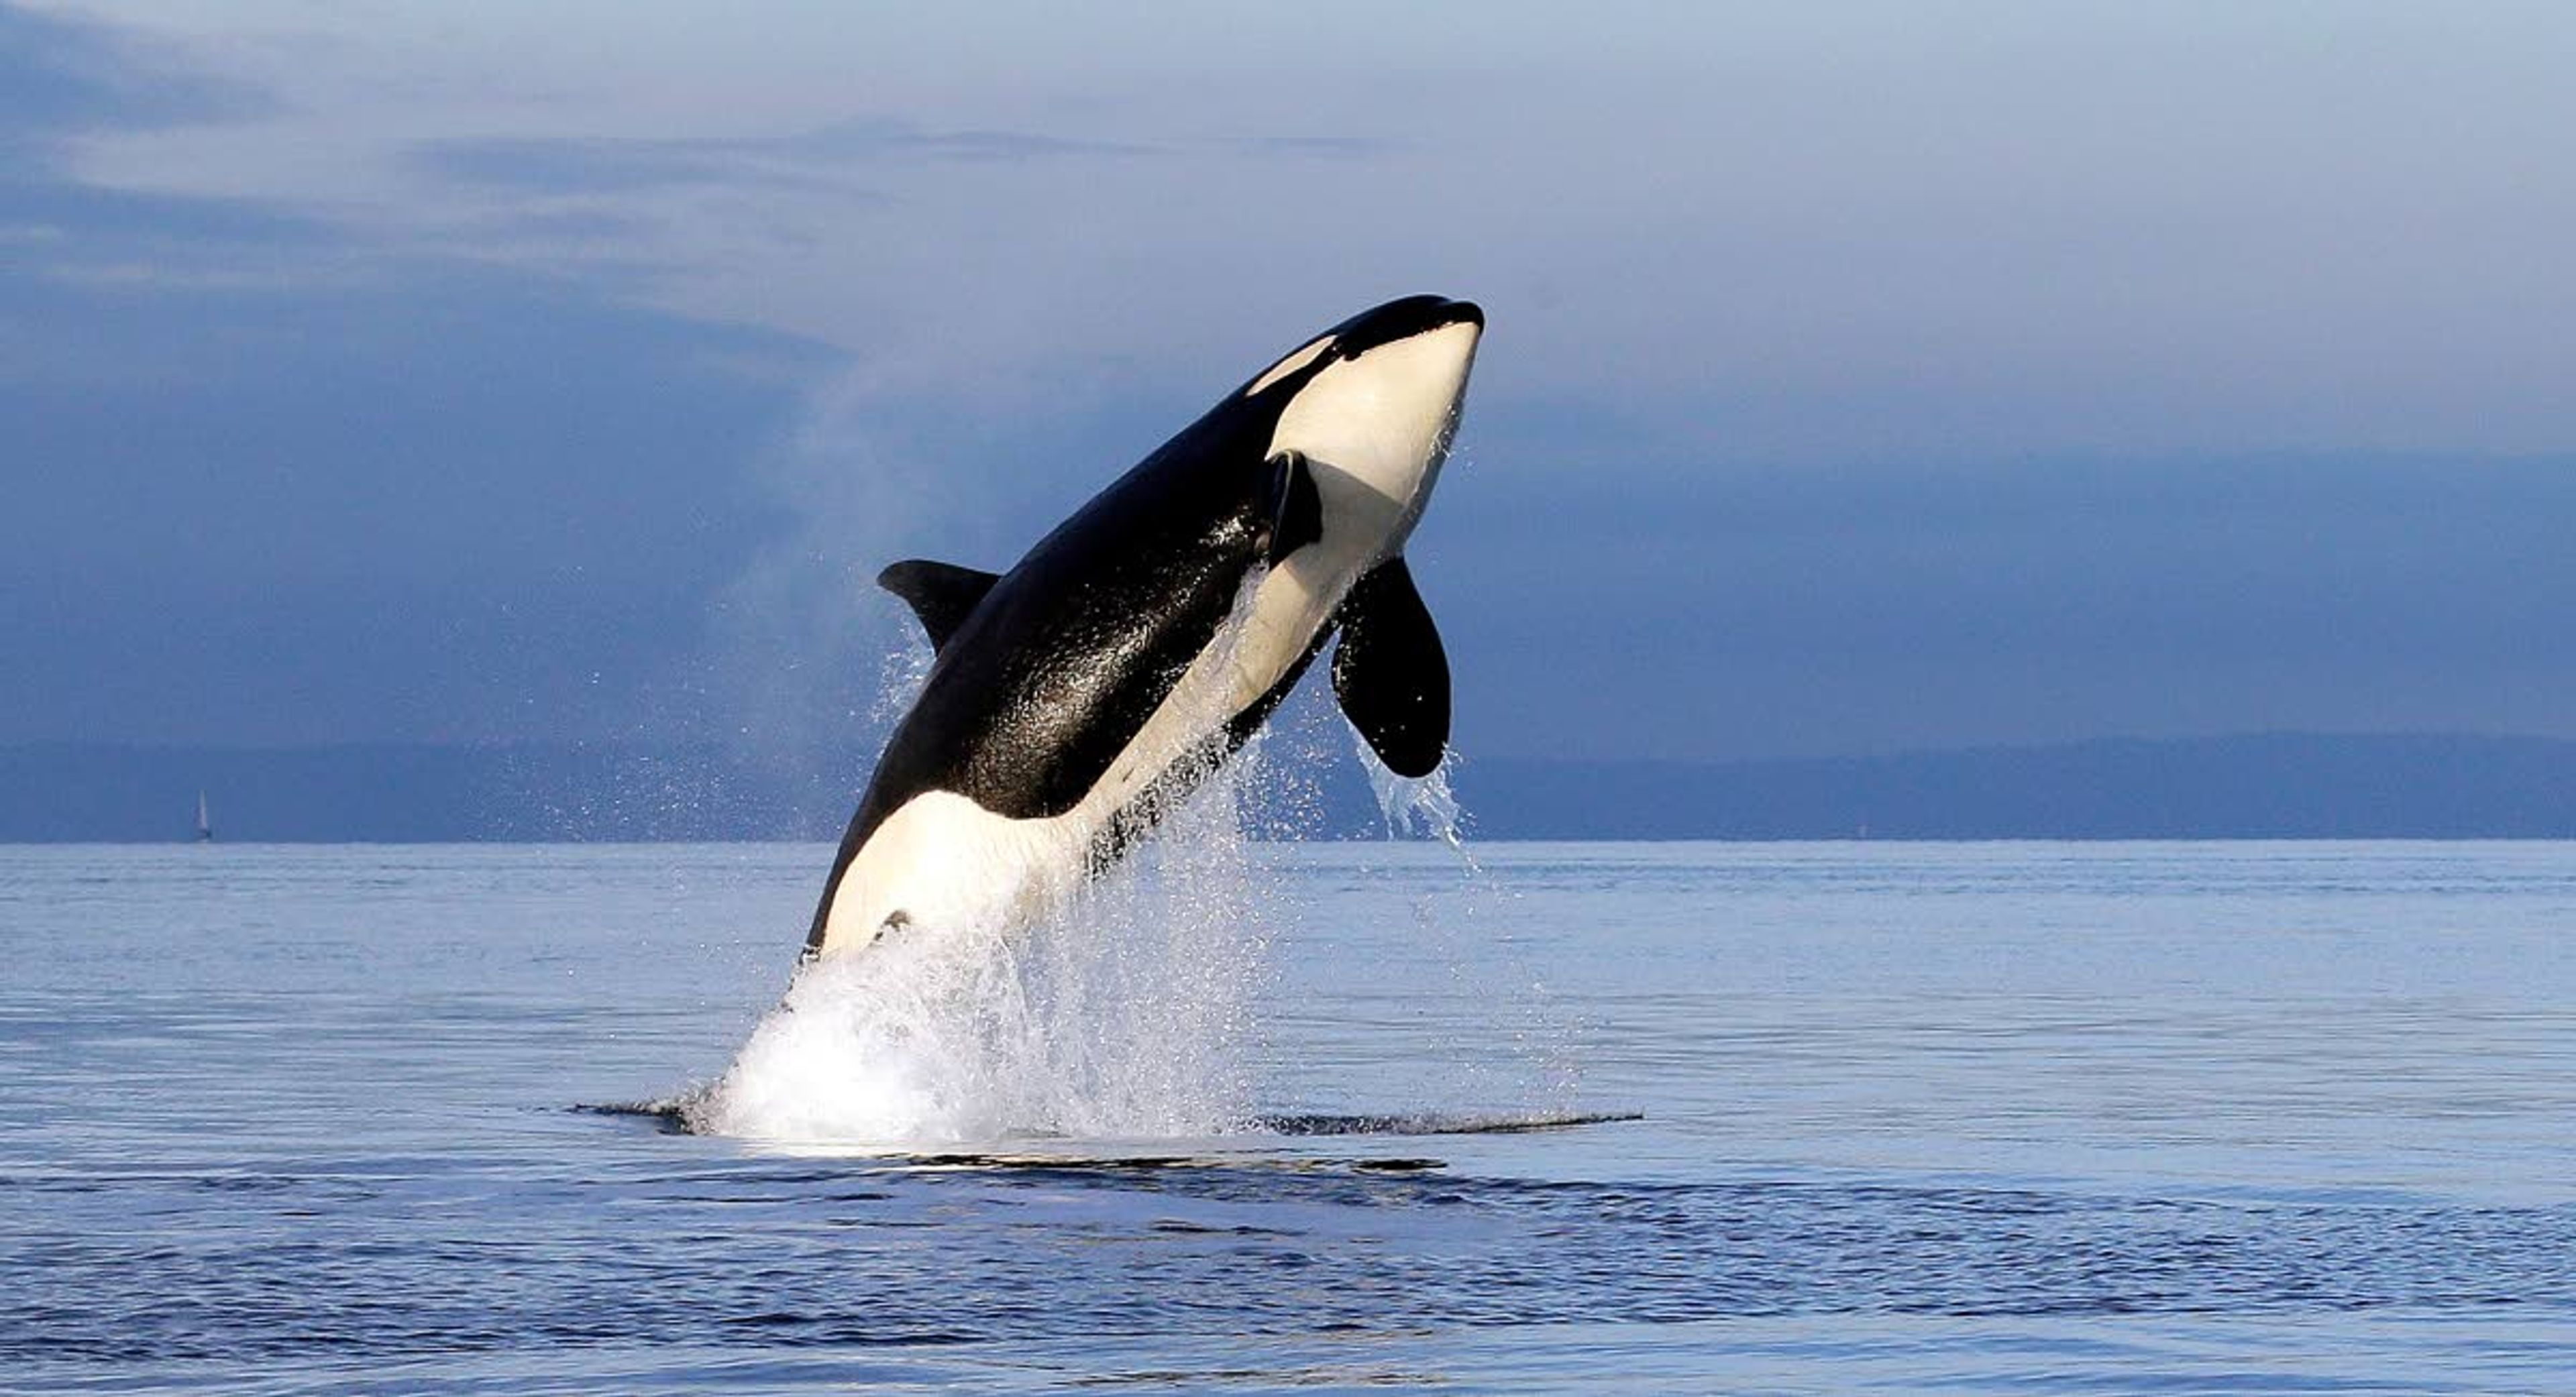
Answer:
5;840;2575;1393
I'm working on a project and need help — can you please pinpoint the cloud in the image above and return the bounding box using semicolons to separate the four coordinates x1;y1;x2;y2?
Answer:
15;0;2576;767
412;117;1144;198
1211;135;1395;160
1427;448;2576;759
1;4;327;302
790;117;1143;164
1;247;843;744
1;5;851;747
0;2;270;157
1;169;323;249
418;136;786;197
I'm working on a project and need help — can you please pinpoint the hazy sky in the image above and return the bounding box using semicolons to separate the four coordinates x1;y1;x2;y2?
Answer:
7;1;2574;762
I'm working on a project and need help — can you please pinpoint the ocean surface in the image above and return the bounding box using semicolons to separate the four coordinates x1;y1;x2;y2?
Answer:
5;838;2574;1394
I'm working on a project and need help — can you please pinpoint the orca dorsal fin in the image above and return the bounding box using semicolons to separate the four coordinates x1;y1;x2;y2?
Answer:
1330;555;1450;777
877;559;1002;651
1263;449;1323;566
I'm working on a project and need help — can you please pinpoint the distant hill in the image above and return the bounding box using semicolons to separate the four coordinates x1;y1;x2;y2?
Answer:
5;732;2574;842
1454;733;2576;840
0;740;849;844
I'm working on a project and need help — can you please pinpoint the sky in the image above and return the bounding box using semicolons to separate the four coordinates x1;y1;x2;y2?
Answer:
6;1;2574;764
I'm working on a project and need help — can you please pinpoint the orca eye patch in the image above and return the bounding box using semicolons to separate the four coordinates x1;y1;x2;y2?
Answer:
1244;333;1336;396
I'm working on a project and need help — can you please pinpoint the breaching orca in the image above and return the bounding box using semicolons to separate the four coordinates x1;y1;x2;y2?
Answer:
804;294;1483;960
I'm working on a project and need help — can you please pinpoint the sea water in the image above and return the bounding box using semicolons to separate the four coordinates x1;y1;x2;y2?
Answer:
5;838;2575;1393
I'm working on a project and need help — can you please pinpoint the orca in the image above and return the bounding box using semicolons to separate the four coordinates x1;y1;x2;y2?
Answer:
804;294;1483;960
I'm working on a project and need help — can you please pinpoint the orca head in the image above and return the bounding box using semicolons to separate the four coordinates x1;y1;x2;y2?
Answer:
1238;296;1483;552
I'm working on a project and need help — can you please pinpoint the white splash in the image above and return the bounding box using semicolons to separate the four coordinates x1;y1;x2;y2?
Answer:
1362;740;1477;874
689;759;1273;1148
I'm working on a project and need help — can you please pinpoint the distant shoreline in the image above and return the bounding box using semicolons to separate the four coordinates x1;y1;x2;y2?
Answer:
8;732;2575;844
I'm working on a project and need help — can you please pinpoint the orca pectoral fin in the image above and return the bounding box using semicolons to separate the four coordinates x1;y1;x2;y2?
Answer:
877;559;1002;651
1263;449;1323;566
1330;555;1450;777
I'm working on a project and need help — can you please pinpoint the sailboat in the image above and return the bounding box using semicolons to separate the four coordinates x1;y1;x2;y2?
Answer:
196;790;213;844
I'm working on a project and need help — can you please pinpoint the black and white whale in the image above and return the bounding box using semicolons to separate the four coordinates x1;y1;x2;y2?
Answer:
804;294;1483;961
